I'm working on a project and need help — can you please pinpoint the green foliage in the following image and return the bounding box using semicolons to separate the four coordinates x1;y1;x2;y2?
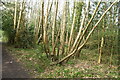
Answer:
74;2;84;32
7;45;119;78
2;7;15;44
3;1;119;78
0;30;8;42
2;2;35;48
15;27;34;48
7;45;51;75
72;72;81;77
67;60;74;65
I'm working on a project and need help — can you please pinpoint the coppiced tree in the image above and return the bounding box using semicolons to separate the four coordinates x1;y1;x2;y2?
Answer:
52;0;58;56
5;0;118;65
13;0;17;30
54;0;117;64
43;1;53;57
59;2;67;55
15;0;25;42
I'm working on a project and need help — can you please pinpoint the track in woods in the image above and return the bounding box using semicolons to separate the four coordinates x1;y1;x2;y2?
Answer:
1;43;32;78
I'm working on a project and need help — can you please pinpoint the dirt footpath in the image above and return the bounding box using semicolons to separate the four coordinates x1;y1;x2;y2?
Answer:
2;43;32;78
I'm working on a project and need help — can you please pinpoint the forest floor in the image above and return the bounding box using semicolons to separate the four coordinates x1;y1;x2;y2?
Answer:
5;44;119;78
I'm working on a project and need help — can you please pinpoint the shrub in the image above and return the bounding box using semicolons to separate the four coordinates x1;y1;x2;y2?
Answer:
15;27;34;48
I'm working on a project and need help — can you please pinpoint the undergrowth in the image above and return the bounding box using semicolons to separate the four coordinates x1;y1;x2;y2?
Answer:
6;44;119;78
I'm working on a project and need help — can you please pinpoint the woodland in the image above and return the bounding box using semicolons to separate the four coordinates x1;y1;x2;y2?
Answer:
1;0;120;78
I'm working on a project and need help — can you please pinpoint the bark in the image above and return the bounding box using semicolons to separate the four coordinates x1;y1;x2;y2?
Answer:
13;0;17;30
43;1;52;43
37;1;44;44
59;2;67;55
52;0;117;65
16;0;25;32
34;3;38;42
82;0;90;44
37;0;44;43
67;8;76;53
75;6;87;57
36;15;41;43
109;45;113;66
98;11;105;64
70;0;101;54
65;2;70;55
15;0;25;42
65;30;69;45
41;1;44;41
85;0;90;25
69;5;86;56
36;7;41;43
52;0;58;55
43;1;53;56
98;37;104;64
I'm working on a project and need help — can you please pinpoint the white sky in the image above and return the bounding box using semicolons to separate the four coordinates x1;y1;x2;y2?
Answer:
4;0;119;2
2;0;118;20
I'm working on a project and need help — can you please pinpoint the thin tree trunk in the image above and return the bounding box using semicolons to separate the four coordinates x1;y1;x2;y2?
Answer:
37;0;44;44
64;2;70;55
59;2;67;55
41;0;44;42
65;30;69;45
82;0;90;45
36;1;44;44
52;0;58;55
110;45;113;66
67;7;76;53
43;1;53;57
16;0;25;33
98;13;105;64
15;0;25;42
13;0;17;30
34;4;38;42
98;37;104;64
69;7;86;55
75;5;87;57
51;0;117;65
35;6;41;43
70;0;101;54
85;0;90;25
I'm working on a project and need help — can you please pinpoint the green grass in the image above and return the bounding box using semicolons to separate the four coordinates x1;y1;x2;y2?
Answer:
0;30;8;42
7;45;51;77
6;45;119;78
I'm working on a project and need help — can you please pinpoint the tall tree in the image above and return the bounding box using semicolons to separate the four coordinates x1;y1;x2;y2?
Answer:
98;26;104;64
59;2;67;55
67;6;76;53
13;0;17;30
37;0;44;44
52;0;58;55
15;0;25;42
52;0;117;65
43;1;53;57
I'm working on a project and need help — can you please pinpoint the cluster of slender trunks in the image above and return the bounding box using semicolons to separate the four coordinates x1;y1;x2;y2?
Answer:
13;0;118;65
